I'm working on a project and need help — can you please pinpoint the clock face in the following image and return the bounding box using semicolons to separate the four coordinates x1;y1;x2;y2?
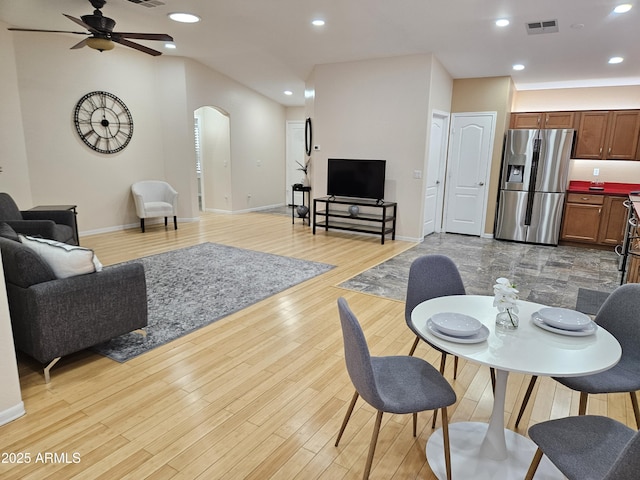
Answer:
73;91;133;154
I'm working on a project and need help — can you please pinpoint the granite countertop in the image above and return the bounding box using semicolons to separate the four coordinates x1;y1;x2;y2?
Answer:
567;181;640;196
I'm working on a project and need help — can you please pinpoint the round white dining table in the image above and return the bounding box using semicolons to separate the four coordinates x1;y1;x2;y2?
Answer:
411;295;622;480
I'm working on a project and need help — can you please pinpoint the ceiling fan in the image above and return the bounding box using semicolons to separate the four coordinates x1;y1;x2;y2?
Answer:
7;0;174;56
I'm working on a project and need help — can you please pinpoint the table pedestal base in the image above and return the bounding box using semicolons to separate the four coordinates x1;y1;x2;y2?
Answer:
426;422;563;480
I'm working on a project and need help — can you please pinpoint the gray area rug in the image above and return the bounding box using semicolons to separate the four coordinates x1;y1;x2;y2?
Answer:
575;288;611;315
93;243;334;362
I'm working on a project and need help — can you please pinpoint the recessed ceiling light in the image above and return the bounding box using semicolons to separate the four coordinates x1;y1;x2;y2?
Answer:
495;19;510;27
284;90;293;96
168;12;200;23
613;4;632;13
164;43;176;49
312;19;325;26
512;64;525;71
609;56;624;64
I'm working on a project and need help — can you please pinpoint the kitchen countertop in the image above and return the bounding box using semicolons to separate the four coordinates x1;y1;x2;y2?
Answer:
568;181;640;196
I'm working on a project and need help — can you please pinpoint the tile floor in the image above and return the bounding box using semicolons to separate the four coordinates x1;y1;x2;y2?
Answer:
339;233;622;310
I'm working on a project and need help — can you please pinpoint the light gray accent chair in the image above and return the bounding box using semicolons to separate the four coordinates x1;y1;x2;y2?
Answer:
525;415;640;480
0;235;148;383
131;180;178;233
335;297;456;480
515;283;640;429
0;193;77;245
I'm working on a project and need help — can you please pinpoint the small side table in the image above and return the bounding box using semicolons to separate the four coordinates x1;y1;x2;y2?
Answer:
29;205;79;245
291;185;311;225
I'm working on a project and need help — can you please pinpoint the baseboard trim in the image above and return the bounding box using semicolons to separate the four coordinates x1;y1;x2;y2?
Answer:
0;401;25;426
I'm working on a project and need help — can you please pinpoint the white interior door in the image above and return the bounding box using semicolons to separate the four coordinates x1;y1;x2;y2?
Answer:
444;112;496;236
423;111;449;236
286;121;305;205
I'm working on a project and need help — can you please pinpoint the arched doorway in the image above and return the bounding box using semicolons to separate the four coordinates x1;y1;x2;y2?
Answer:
194;106;231;212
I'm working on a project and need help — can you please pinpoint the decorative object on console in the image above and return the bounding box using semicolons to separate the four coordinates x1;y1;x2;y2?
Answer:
74;91;133;154
296;205;309;218
348;205;359;218
493;277;519;328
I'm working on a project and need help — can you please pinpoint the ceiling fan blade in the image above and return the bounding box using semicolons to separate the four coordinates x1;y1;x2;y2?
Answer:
70;38;89;50
112;32;173;42
8;27;89;35
63;14;100;34
113;37;162;56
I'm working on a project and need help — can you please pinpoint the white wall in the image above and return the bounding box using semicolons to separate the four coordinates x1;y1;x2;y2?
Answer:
309;54;445;241
0;29;286;235
184;59;286;212
0;254;24;426
0;21;32;206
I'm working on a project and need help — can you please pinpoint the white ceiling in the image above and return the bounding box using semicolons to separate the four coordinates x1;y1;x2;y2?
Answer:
1;0;639;107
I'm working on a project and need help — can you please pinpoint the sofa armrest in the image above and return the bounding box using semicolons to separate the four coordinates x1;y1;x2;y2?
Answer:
4;219;57;238
22;209;75;227
8;262;148;363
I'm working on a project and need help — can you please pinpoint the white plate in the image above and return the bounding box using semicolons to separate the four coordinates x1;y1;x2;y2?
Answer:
537;307;592;331
427;319;489;344
531;312;597;337
430;312;483;337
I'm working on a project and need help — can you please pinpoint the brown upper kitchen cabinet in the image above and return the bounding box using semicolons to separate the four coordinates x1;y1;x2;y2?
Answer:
510;111;576;129
574;110;640;160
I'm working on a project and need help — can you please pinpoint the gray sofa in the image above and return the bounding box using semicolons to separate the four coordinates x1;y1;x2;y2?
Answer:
0;193;78;245
0;235;148;382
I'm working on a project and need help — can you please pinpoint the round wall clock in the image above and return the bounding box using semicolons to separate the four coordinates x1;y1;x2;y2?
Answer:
73;91;133;154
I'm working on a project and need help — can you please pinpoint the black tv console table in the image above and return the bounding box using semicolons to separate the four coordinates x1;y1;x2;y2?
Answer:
313;197;397;244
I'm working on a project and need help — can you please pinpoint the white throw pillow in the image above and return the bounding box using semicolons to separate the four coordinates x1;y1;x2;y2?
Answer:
19;235;103;279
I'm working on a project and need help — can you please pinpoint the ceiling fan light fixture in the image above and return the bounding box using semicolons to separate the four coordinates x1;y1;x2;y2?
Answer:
168;12;200;23
86;37;115;51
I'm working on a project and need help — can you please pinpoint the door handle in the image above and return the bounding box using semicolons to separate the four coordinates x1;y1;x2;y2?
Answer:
478;182;485;186
436;180;441;185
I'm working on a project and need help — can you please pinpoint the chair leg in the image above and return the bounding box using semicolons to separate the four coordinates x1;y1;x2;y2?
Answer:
515;376;538;428
524;448;544;480
630;392;640;429
335;391;360;447
363;410;384;480
173;215;177;230
140;218;145;233
413;412;418;437
408;335;420;356
432;353;448;428
453;356;459;380
578;392;589;415
441;407;452;480
164;216;168;227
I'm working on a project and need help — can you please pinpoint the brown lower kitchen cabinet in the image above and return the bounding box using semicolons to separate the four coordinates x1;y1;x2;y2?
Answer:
560;193;627;246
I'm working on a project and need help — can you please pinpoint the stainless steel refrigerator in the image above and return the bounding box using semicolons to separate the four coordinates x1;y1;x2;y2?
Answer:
495;128;575;245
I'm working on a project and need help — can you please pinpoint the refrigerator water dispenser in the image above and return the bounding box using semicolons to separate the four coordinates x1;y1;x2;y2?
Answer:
507;165;524;183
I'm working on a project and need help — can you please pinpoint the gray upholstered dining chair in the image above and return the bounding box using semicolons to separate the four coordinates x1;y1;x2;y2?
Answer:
515;283;640;430
335;297;456;480
405;255;465;375
524;415;640;480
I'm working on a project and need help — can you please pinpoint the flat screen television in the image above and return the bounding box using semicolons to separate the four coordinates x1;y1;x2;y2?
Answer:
327;158;386;201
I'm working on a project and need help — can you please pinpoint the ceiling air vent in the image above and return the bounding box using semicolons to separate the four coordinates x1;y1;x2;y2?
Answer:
526;19;559;35
126;0;166;7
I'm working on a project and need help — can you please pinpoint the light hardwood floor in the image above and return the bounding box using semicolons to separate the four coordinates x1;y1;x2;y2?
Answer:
1;212;636;479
